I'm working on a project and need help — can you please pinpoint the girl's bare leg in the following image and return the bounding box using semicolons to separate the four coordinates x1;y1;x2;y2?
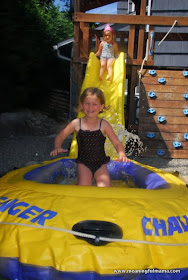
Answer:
94;164;111;187
99;59;107;81
107;58;115;81
77;163;93;186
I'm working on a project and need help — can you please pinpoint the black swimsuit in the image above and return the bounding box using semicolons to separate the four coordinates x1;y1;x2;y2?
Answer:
75;118;110;175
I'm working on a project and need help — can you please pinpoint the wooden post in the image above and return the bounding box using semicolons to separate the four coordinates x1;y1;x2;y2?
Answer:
128;66;139;129
137;0;147;60
74;0;80;13
73;0;81;58
127;25;135;63
70;0;81;120
73;23;80;58
80;22;90;58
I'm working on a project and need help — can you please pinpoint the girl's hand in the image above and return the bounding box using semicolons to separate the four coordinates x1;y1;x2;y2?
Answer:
115;153;130;162
118;155;129;162
50;147;67;157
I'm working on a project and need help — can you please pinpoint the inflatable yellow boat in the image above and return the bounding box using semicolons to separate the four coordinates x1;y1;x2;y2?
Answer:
0;158;188;280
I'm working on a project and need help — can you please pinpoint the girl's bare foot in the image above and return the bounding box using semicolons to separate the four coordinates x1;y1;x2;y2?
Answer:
107;76;112;81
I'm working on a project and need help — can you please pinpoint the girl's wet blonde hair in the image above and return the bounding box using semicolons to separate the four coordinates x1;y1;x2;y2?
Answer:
77;87;109;113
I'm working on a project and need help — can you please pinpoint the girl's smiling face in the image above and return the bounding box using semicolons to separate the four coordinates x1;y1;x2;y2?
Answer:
81;94;104;117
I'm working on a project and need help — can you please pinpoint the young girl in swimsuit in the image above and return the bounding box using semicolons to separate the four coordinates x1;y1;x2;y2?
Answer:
50;87;128;187
95;24;119;81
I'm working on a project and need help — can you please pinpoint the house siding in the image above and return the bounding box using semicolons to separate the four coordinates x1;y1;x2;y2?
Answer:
151;0;188;67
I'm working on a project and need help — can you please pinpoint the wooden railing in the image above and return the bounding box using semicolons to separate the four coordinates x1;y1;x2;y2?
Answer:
73;12;188;66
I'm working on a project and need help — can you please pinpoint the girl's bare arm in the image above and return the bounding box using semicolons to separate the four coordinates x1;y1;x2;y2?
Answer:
103;120;129;162
50;119;78;156
95;42;103;57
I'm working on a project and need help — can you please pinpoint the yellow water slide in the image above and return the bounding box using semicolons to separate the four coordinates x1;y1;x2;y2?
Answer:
69;51;126;158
